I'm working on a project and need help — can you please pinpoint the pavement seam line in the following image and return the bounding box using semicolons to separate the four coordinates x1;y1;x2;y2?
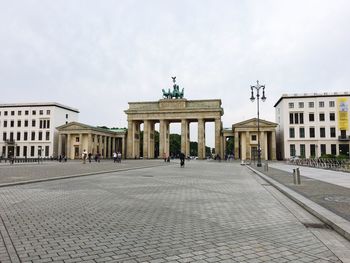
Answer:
0;214;20;262
0;163;173;188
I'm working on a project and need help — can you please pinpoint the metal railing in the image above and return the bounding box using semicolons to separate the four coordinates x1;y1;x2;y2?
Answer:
287;158;350;172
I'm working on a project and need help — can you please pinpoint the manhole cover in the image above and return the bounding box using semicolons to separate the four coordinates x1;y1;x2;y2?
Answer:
324;196;350;203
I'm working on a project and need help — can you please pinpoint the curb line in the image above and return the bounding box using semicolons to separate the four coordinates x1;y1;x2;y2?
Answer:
0;164;170;188
247;165;350;242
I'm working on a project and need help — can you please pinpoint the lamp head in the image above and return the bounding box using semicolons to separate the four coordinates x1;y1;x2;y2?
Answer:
261;86;266;102
250;87;255;102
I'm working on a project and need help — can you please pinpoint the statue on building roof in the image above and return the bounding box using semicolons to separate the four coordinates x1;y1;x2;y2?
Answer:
162;76;184;99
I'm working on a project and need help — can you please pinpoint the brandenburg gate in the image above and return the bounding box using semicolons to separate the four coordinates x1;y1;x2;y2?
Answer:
125;78;224;159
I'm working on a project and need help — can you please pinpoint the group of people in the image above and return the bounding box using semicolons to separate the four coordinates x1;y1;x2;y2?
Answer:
113;152;122;163
82;150;101;164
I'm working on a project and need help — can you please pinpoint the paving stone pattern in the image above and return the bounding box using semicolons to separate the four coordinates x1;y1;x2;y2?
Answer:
0;161;343;262
253;165;350;222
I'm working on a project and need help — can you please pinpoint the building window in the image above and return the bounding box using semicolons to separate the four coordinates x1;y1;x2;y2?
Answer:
310;127;315;138
319;101;324;107
18;110;21;116
310;144;316;157
32;110;36;115
298;102;304;108
17;120;21;127
10;132;13;141
38;132;42;141
16;146;20;157
25;110;29;115
290;144;296;157
23;146;27;157
11;111;15;116
32;120;36;127
3;121;7;128
289;128;295;138
320;144;326;156
340;130;347;139
300;144;305;158
3;132;7;141
320;127;326;138
45;146;49;157
39;120;43;129
330;127;336;138
47;120;50;129
289;113;294;124
47;110;50;115
24;132;28;141
329;113;335;121
299;127;305;138
309;113;314;122
331;144;336;155
76;137;80;143
46;132;50;140
329;101;335;107
319;113;325;121
4;111;8;116
295;113;299;124
10;120;14;127
30;146;35;157
16;132;20;141
300;113;304;124
39;110;43;115
24;120;28;127
31;132;35;141
308;102;314;108
66;114;69;119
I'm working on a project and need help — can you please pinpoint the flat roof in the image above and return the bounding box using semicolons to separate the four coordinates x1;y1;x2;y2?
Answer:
274;92;350;107
0;102;79;113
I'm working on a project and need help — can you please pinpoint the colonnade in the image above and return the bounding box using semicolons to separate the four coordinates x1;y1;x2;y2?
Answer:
58;132;125;159
126;118;223;159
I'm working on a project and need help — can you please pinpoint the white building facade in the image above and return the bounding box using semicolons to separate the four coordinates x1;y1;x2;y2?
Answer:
275;92;350;160
0;103;79;159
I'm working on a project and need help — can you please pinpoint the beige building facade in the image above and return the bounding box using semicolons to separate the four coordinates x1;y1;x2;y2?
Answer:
57;122;126;159
232;118;277;161
125;99;224;159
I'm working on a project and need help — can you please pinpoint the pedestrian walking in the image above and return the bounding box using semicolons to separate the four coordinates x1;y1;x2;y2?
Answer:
88;153;92;163
82;149;87;164
117;152;122;163
113;152;117;163
180;152;185;167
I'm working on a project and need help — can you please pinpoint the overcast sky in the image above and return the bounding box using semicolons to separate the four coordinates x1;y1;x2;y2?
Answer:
1;0;350;147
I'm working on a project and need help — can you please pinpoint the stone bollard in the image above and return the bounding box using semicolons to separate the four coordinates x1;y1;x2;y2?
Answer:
264;162;269;171
296;167;301;185
293;169;297;184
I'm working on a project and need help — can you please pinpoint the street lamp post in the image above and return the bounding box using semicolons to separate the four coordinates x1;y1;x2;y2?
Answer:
250;80;266;167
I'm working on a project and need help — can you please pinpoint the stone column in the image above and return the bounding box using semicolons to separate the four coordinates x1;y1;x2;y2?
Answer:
88;133;92;154
198;119;205;159
126;120;134;159
66;134;71;159
122;136;126;159
165;121;170;158
260;131;265;160
58;134;62;156
93;134;97;154
103;136;107;158
181;119;188;154
186;121;190;157
79;134;83;158
149;122;155;158
245;131;250;160
159;120;166;159
234;131;239;159
143;120;150;159
271;131;276;160
215;118;221;158
133;122;140;158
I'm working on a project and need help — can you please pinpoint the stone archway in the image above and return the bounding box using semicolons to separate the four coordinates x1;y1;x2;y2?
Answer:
124;99;224;159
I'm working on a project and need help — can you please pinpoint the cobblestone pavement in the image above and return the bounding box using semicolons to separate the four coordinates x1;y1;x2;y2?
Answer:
252;164;350;222
0;161;348;262
0;160;169;185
